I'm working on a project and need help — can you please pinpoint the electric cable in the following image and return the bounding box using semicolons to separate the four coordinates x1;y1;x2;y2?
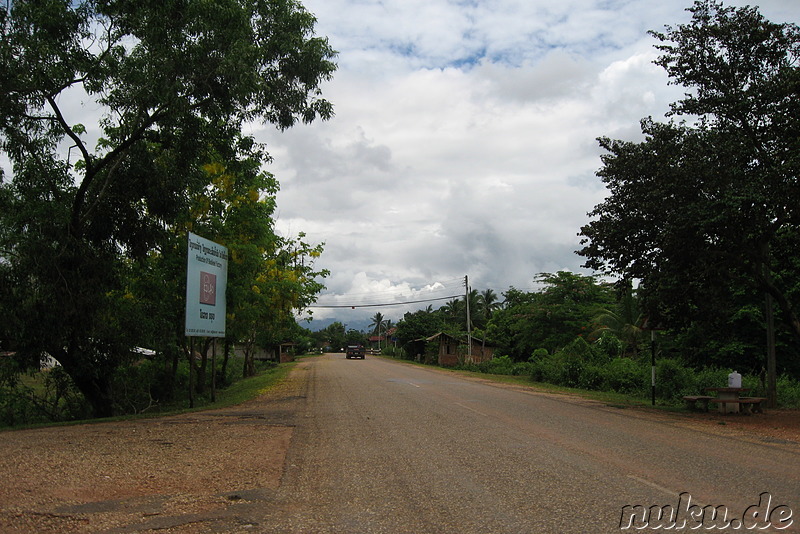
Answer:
308;294;462;309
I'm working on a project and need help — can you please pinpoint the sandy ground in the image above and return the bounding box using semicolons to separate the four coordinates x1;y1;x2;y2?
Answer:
0;373;305;533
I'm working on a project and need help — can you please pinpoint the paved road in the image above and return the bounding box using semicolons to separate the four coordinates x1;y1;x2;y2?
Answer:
251;354;799;533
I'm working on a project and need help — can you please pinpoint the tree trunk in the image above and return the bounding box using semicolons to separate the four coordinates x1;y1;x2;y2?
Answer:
222;338;231;386
195;338;212;395
78;377;114;418
54;348;114;418
169;342;179;401
243;339;256;378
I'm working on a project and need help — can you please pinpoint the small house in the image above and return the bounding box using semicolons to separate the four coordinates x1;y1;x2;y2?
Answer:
417;333;496;367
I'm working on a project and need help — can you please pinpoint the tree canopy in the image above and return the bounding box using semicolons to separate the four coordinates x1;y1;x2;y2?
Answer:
579;0;800;342
0;0;336;417
578;0;800;403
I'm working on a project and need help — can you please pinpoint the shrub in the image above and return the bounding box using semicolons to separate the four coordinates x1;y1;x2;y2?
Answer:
456;362;481;373
112;360;164;415
530;352;566;385
593;331;623;362
655;358;696;401
691;366;730;394
511;362;534;376
601;357;646;394
578;364;605;391
0;365;90;426
776;375;800;408
530;348;549;361
483;355;515;375
562;354;585;387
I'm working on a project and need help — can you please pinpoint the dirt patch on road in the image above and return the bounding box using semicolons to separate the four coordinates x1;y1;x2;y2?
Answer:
458;371;800;446
670;406;800;445
529;386;800;446
0;372;307;533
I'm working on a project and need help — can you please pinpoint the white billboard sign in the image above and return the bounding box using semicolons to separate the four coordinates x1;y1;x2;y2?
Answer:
185;232;228;338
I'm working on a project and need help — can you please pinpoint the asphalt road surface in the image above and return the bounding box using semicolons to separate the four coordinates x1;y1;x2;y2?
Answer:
252;354;799;533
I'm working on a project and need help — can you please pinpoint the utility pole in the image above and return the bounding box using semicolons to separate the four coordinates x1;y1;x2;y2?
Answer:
765;291;777;408
762;250;777;408
650;331;656;406
465;275;472;360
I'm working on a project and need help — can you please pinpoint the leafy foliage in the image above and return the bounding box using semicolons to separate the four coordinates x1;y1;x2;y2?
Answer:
486;272;615;360
578;0;800;344
0;0;335;417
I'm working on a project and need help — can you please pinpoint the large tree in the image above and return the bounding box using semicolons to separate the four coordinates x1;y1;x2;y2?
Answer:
486;273;615;360
578;1;800;400
0;0;335;417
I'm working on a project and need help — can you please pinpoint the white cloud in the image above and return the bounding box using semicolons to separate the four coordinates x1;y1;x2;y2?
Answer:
257;0;800;328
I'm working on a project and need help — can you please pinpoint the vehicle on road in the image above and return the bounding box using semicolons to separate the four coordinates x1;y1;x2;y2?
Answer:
346;345;366;359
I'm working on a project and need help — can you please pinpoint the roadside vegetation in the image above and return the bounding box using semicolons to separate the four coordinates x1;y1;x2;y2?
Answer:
0;356;294;428
381;271;800;410
0;2;335;424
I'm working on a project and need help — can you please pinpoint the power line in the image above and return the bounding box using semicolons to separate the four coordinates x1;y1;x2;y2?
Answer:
308;294;462;309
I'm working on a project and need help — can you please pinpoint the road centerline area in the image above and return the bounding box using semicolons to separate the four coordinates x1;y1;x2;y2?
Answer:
255;354;800;533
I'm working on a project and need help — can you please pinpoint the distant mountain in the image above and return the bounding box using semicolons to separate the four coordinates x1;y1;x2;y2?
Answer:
299;316;372;333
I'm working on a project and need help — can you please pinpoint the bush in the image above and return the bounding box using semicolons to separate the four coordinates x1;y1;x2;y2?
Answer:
593;331;623;361
483;355;515;375
691;366;730;394
382;345;406;359
511;362;534;376
578;364;605;391
0;381;36;427
112;360;165;415
530;352;564;385
529;351;584;388
0;365;90;427
457;362;481;373
601;357;646;395
530;348;549;361
655;358;696;401
777;375;800;408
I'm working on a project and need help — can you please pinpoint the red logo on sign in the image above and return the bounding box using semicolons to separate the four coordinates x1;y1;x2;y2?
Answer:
200;272;216;305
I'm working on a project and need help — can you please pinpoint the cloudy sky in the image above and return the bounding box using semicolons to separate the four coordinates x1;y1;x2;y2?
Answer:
247;0;800;329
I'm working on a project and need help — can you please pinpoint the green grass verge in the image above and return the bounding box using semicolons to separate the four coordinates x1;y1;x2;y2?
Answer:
377;354;684;412
206;361;294;409
1;360;297;431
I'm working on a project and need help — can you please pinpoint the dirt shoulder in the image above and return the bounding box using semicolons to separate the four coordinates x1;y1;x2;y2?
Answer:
0;369;308;534
430;365;800;446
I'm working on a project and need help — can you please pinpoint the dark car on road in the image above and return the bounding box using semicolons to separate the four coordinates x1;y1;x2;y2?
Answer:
346;345;366;359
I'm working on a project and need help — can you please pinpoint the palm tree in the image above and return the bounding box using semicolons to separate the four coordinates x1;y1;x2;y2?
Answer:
592;283;644;358
383;319;394;348
478;288;501;325
369;312;385;349
441;299;462;322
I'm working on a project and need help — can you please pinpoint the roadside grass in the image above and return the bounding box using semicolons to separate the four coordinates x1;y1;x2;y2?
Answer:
112;360;297;419
1;360;297;431
376;354;686;412
206;361;294;409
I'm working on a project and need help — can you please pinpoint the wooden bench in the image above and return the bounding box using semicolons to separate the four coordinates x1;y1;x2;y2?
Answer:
707;397;766;415
739;397;767;414
682;395;713;412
